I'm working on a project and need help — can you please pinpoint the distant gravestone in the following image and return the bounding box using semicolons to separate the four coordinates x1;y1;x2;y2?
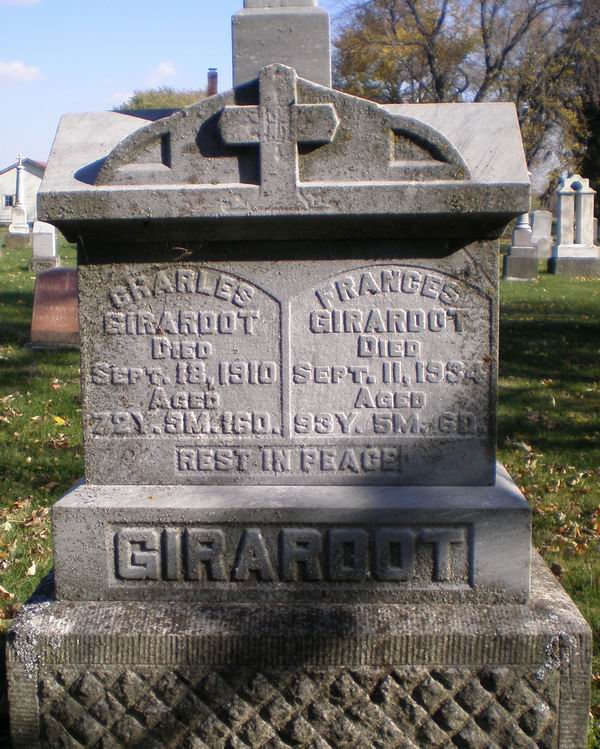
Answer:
530;209;553;259
5;155;31;249
30;221;60;273
7;2;591;747
503;213;538;280
550;174;600;277
29;267;78;348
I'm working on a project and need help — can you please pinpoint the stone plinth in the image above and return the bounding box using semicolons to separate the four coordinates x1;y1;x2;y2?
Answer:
7;554;591;749
29;268;79;349
503;214;538;281
31;221;60;273
52;465;531;604
233;2;331;87
5;204;31;249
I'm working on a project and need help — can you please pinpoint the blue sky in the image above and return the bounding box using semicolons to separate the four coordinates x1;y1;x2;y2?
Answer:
0;0;338;168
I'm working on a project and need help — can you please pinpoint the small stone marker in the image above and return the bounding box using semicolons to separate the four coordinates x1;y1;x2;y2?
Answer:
550;174;600;277
503;212;538;280
233;0;331;87
7;3;591;747
30;221;60;272
29;268;79;348
5;155;31;249
530;208;553;258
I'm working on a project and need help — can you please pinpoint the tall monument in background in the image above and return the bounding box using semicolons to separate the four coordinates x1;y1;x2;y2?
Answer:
7;2;591;747
6;155;31;249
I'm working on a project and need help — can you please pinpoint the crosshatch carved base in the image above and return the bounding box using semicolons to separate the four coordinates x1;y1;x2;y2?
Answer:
7;554;592;748
38;665;558;748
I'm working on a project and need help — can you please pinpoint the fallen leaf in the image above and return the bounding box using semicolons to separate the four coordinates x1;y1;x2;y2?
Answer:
53;416;67;426
26;561;36;576
0;585;14;601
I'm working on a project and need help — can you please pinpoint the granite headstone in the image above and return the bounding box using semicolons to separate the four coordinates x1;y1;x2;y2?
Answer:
30;221;60;273
502;213;538;280
531;208;553;259
7;3;591;747
29;267;78;349
550;174;600;277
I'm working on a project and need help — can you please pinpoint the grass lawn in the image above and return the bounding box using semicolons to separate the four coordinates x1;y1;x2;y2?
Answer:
0;235;598;745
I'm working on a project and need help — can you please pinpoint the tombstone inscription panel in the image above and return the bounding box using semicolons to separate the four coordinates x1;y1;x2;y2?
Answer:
81;254;496;486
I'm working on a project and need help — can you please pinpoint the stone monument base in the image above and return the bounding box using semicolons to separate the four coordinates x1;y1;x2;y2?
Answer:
502;254;539;281
549;256;600;278
30;256;61;274
7;554;591;748
52;465;532;605
5;231;31;250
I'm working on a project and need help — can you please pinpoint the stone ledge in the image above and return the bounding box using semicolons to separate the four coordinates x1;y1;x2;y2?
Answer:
30;257;61;274
502;255;538;281
549;256;600;278
7;553;591;748
52;465;531;604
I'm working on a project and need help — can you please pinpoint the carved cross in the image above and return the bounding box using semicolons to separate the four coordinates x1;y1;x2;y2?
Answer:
218;64;339;202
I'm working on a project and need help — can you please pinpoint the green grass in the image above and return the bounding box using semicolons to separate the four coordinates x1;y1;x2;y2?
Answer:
498;269;600;747
0;230;81;745
0;237;598;744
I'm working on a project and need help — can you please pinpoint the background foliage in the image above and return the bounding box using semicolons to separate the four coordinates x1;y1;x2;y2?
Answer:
333;0;600;202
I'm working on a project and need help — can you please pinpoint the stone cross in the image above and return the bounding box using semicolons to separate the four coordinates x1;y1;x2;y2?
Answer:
219;65;339;202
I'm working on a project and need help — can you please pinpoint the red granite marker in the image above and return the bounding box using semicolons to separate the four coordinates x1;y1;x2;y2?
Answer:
30;267;79;348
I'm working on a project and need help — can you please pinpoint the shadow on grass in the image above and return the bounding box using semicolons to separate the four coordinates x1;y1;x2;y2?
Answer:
499;313;600;455
0;290;34;347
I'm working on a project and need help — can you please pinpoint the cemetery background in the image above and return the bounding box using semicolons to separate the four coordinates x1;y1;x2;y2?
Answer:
1;226;599;744
0;0;599;744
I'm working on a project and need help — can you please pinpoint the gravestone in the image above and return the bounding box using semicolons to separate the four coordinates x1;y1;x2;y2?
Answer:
30;221;60;272
550;174;600;277
7;2;591;747
5;155;31;250
531;208;553;259
502;212;538;280
29;268;79;349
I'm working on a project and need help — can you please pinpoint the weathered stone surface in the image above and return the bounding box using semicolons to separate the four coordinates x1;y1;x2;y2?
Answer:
233;5;331;87
79;249;498;486
551;175;599;277
535;236;552;259
503;255;539;281
31;222;60;272
52;464;531;603
7;554;592;748
531;209;552;243
38;67;529;242
548;256;600;278
29;268;79;349
30;258;61;273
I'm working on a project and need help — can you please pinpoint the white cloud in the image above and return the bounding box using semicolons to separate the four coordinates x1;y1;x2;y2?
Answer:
0;0;41;5
0;60;43;84
145;61;177;87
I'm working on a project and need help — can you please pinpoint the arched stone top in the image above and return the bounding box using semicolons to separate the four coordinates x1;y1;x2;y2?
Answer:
558;174;595;194
95;64;470;197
